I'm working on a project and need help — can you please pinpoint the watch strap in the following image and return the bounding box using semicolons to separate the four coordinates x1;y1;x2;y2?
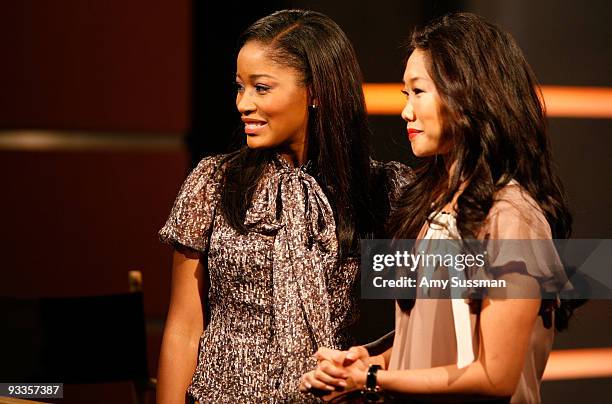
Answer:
365;364;381;390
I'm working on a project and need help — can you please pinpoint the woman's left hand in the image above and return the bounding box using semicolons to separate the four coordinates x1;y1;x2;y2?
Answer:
299;358;369;400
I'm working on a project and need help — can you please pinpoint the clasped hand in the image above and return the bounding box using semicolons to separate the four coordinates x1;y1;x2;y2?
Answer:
299;346;370;401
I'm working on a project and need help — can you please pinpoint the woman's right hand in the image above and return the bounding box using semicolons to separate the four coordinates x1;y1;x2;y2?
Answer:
299;346;371;393
315;346;371;367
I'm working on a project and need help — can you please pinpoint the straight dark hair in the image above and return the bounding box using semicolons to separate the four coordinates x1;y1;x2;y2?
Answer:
389;12;582;330
220;9;376;259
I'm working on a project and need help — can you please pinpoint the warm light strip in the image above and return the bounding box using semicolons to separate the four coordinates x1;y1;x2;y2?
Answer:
363;83;612;118
543;86;612;118
543;347;612;381
0;130;182;151
0;397;51;404
363;83;407;116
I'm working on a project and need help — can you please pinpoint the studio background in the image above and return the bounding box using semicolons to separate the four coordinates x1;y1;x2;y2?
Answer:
1;1;610;403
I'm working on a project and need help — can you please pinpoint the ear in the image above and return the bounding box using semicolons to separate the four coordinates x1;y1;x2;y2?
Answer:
308;96;319;109
307;87;318;108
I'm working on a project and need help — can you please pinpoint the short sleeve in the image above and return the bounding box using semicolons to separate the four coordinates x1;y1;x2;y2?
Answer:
478;184;570;295
158;154;226;253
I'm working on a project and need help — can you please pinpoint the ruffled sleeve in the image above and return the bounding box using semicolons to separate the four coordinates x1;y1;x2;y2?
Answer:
159;154;226;253
478;183;570;296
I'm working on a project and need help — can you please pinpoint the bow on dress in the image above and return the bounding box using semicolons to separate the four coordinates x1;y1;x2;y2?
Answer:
244;156;339;357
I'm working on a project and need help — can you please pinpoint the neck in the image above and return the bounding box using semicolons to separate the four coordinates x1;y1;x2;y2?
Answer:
279;138;308;167
279;151;303;167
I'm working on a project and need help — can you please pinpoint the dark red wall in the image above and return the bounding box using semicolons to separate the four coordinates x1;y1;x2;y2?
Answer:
0;2;192;403
0;1;190;131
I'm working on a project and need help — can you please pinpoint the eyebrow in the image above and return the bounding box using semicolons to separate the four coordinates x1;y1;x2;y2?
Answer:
251;73;276;80
235;73;277;80
403;76;427;84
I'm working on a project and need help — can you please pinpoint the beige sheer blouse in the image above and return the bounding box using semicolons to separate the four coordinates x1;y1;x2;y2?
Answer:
388;182;559;404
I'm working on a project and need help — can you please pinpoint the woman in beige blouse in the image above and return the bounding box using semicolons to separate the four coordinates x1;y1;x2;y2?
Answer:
301;12;581;403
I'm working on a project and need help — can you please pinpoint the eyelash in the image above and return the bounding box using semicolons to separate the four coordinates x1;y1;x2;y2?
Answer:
255;84;270;94
234;83;271;94
401;88;424;99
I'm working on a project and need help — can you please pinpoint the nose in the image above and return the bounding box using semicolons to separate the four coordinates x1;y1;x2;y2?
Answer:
236;91;256;115
401;99;415;122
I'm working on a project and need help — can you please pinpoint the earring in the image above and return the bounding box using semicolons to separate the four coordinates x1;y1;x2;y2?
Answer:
310;104;317;109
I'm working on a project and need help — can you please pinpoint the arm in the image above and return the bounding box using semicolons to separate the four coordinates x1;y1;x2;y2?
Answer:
373;295;540;397
156;248;207;404
308;274;541;400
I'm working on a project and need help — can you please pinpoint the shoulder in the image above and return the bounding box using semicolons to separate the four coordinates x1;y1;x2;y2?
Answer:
191;153;230;181
179;153;231;194
483;181;551;239
490;182;543;221
158;153;231;252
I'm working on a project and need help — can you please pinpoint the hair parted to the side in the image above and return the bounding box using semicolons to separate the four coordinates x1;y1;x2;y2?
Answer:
220;9;378;259
389;12;583;330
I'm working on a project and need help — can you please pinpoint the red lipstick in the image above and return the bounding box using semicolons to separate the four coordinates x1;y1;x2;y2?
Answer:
408;128;422;140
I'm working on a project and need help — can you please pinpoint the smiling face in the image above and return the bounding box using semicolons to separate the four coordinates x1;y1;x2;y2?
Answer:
235;41;310;161
401;49;449;157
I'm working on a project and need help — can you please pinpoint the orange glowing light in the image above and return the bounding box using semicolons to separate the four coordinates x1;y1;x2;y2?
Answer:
543;347;612;380
363;83;612;118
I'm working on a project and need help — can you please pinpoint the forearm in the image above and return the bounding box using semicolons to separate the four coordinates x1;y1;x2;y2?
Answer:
157;250;206;404
156;325;202;404
376;360;514;399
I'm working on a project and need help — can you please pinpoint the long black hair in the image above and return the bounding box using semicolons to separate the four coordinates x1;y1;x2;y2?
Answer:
220;9;376;259
390;12;582;330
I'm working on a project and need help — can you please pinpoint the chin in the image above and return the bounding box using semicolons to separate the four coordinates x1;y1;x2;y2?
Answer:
246;136;270;150
411;148;429;158
410;143;438;158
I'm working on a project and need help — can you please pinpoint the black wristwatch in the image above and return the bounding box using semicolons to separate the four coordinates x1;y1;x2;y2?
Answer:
362;364;383;403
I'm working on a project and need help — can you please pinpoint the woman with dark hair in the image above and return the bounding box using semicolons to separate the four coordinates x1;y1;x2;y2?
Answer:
156;9;411;404
301;12;580;403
